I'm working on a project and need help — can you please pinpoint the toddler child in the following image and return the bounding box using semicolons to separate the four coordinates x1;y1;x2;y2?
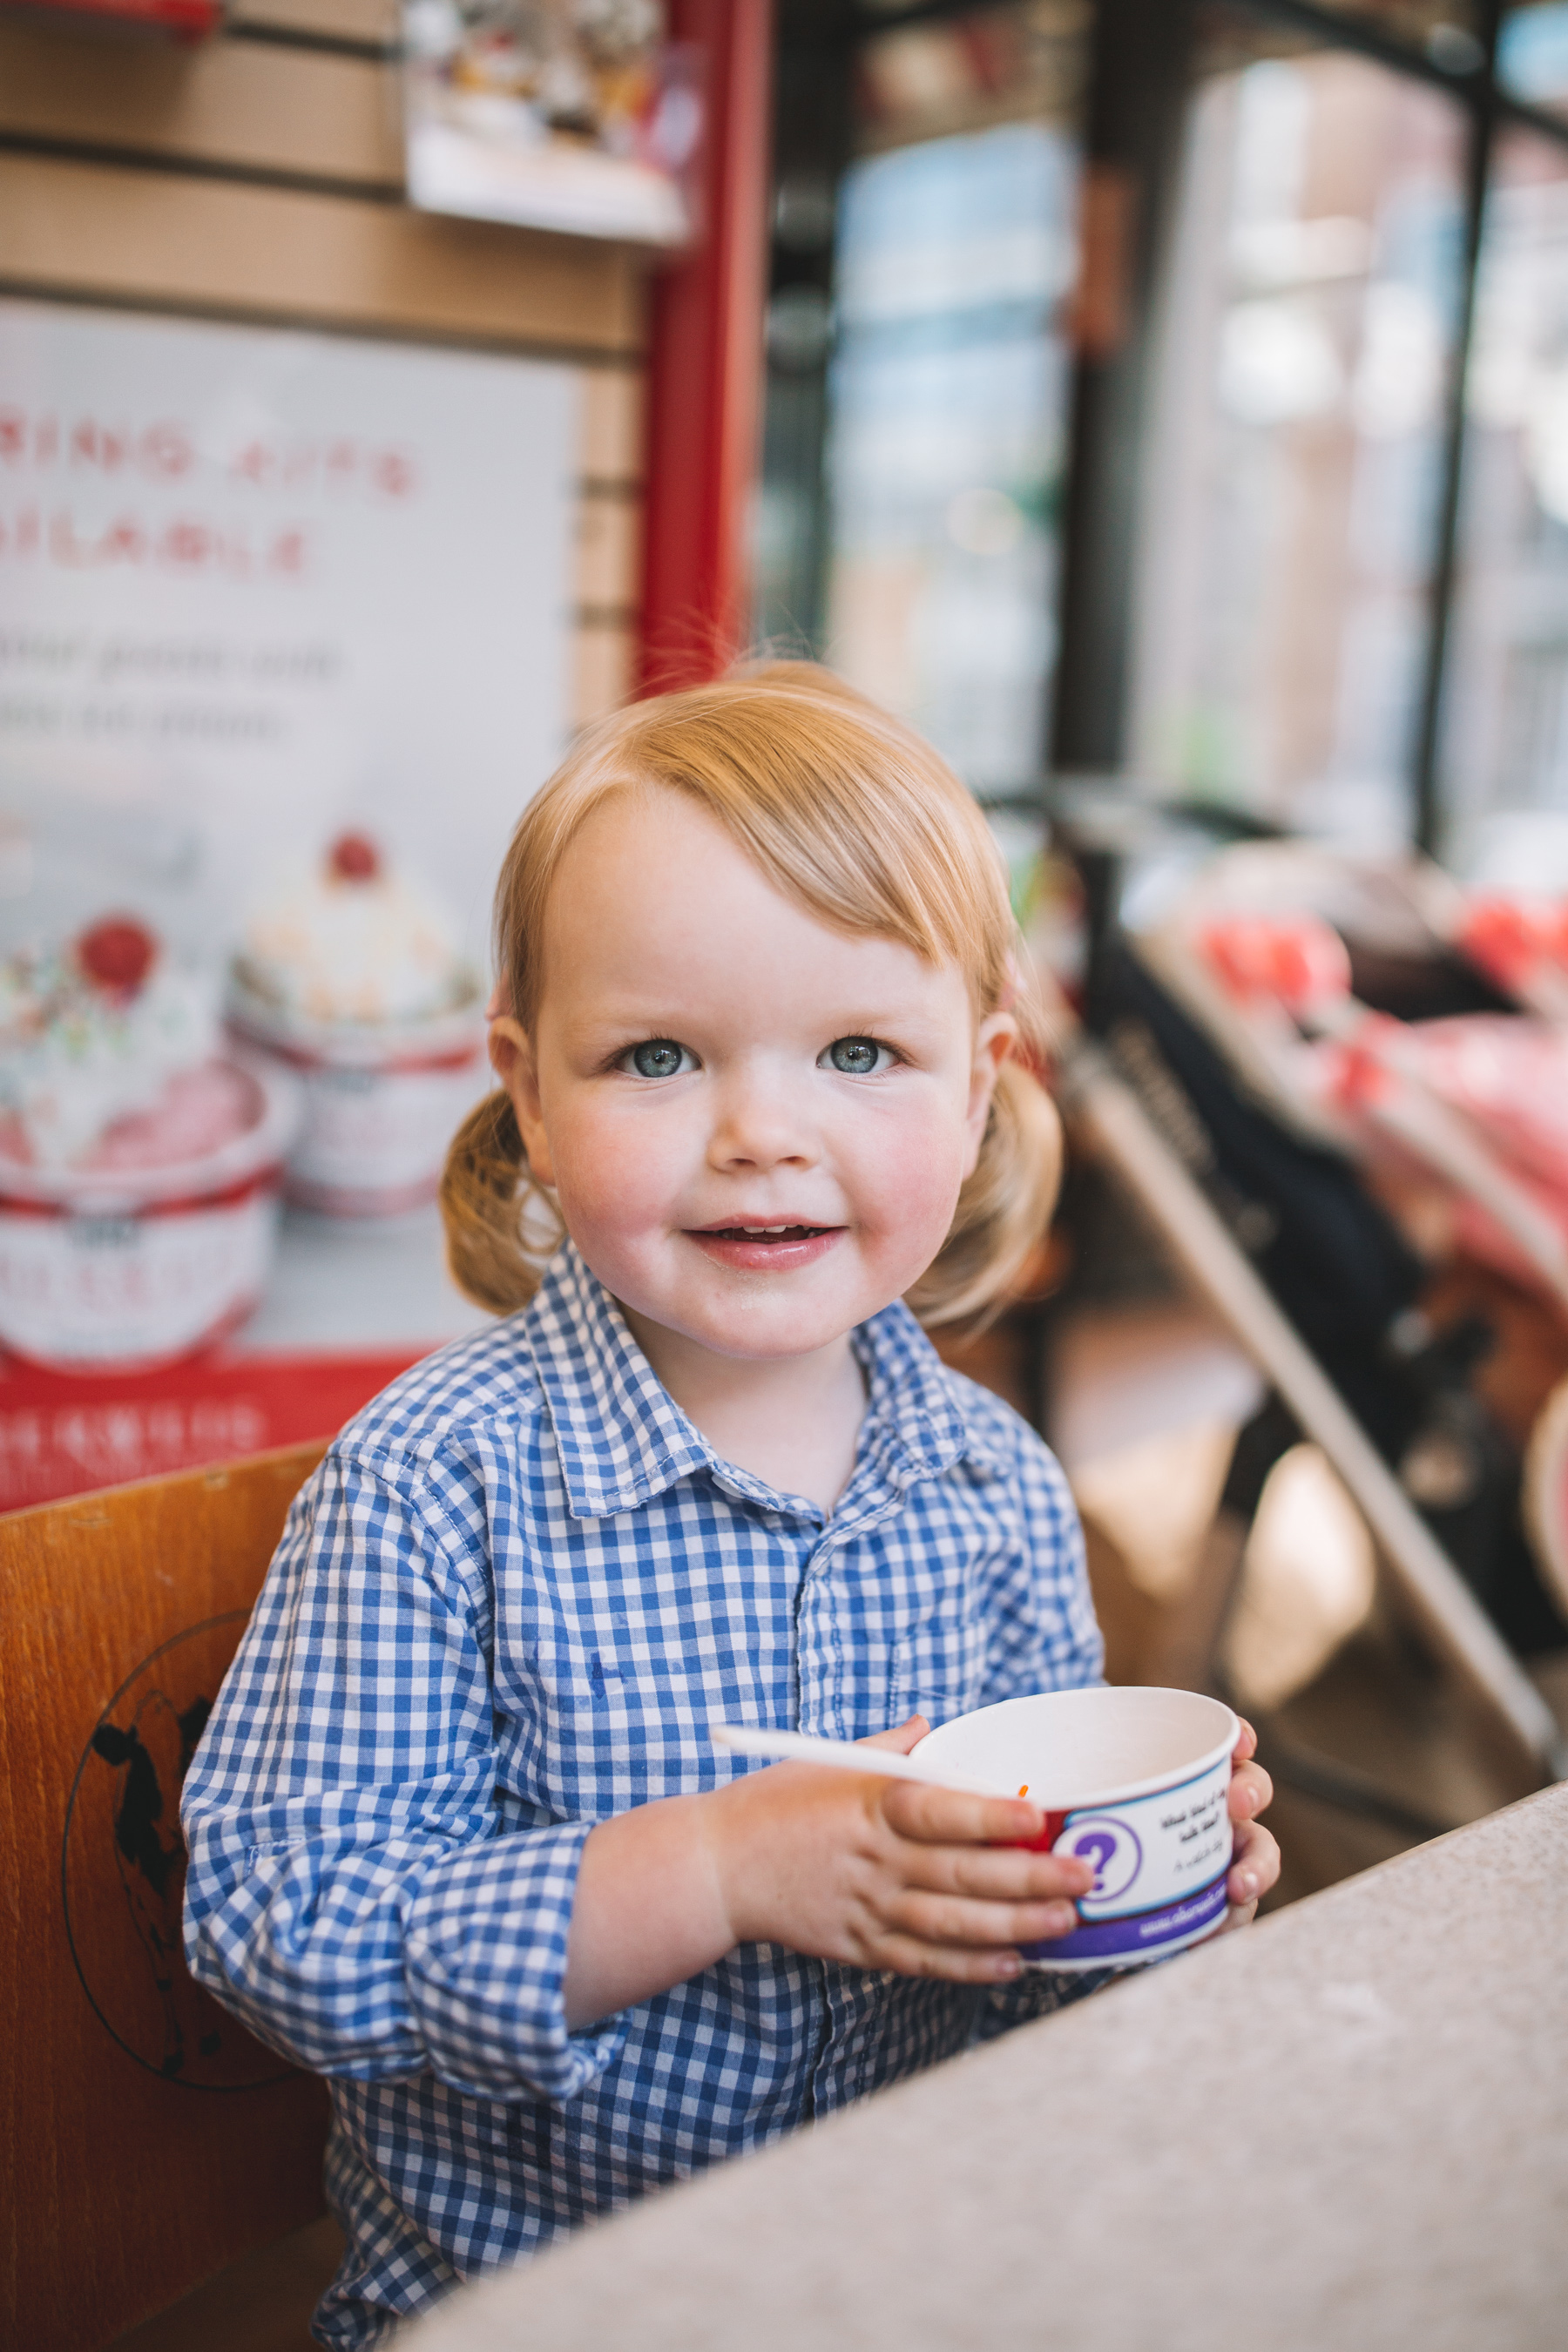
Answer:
183;666;1278;2345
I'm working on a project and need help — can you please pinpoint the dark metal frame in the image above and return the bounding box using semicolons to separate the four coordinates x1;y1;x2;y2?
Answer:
1406;0;1504;852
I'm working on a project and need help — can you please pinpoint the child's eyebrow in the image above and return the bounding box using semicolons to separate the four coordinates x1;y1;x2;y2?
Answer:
828;1010;946;1033
569;1004;948;1041
564;1003;705;1037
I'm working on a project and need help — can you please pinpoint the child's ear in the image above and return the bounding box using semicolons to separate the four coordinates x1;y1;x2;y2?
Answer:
963;1013;1016;1171
489;1015;557;1188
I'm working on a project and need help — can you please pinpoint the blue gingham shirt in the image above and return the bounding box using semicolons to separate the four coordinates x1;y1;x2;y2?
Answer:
182;1244;1102;2345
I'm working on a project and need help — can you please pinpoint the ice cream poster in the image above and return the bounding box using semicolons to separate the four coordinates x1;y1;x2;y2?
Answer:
0;296;576;973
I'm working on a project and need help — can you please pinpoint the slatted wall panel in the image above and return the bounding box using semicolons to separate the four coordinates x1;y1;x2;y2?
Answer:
0;0;645;724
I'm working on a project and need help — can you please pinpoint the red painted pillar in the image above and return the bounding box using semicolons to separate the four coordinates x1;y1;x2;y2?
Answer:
636;0;775;693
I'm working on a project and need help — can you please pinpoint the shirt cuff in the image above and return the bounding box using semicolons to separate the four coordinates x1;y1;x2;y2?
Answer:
403;1821;625;2102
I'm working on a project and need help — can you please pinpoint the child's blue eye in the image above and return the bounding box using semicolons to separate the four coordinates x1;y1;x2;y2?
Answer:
823;1037;889;1075
625;1038;692;1078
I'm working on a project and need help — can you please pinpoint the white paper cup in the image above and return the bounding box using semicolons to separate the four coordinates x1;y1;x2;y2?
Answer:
914;1686;1239;1970
0;1058;299;1374
228;981;485;1218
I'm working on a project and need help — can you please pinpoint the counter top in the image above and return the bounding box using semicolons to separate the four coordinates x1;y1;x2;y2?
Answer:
412;1782;1568;2352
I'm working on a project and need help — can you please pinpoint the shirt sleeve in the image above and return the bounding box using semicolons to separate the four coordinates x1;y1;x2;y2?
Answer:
978;1418;1105;1704
180;1449;626;2104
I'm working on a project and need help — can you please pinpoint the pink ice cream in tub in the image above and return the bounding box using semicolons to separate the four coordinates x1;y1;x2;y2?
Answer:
0;916;298;1373
227;834;486;1219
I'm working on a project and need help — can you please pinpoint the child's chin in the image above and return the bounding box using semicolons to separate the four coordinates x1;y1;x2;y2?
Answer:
689;1291;885;1362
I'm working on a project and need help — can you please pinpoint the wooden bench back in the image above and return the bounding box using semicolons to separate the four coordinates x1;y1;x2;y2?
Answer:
1;1443;331;2352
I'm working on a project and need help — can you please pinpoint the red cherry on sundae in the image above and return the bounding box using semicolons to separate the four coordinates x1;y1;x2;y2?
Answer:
329;833;381;884
78;915;159;996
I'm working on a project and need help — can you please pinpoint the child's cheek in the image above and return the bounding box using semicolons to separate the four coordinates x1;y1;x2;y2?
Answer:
551;1103;686;1251
862;1111;972;1255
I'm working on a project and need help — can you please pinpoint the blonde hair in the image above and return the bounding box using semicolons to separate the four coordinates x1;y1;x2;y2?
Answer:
441;663;1061;1332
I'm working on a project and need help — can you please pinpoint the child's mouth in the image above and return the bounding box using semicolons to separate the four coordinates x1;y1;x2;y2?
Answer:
687;1222;844;1269
703;1224;829;1242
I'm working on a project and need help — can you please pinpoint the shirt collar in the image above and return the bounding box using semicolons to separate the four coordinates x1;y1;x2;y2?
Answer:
523;1240;991;1520
849;1294;977;1484
523;1244;714;1517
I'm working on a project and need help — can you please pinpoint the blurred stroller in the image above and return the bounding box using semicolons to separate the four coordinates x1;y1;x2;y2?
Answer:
1038;817;1568;1802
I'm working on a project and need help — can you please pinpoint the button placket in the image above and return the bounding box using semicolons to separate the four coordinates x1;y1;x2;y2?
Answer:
794;1524;841;1736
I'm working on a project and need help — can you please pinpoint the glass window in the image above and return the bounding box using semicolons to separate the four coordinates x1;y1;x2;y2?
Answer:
754;1;1088;801
1438;129;1568;852
1497;2;1568;116
822;118;1080;794
1126;25;1469;843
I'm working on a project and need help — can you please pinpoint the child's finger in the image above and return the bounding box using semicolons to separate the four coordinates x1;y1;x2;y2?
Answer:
884;1888;1081;1955
1227;1758;1273;1821
1227;1813;1281;1906
898;1839;1093;1905
871;1931;1032;1987
855;1714;931;1759
879;1779;1046;1848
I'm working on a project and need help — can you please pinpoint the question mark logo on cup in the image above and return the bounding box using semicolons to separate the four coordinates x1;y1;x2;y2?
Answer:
1058;1815;1142;1904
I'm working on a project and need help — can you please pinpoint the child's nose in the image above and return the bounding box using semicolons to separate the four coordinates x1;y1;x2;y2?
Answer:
707;1074;817;1170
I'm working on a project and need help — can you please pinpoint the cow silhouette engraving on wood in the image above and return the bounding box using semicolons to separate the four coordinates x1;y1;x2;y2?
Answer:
64;1612;294;2091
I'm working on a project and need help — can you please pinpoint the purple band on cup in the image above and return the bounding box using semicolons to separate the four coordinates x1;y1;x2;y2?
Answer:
1019;1870;1228;1964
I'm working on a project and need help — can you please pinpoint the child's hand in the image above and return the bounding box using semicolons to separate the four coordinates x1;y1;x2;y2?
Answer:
706;1715;1094;1985
1220;1716;1279;1930
568;1707;1281;2030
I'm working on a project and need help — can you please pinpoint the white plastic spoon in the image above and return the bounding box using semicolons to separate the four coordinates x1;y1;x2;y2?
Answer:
711;1722;1022;1801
